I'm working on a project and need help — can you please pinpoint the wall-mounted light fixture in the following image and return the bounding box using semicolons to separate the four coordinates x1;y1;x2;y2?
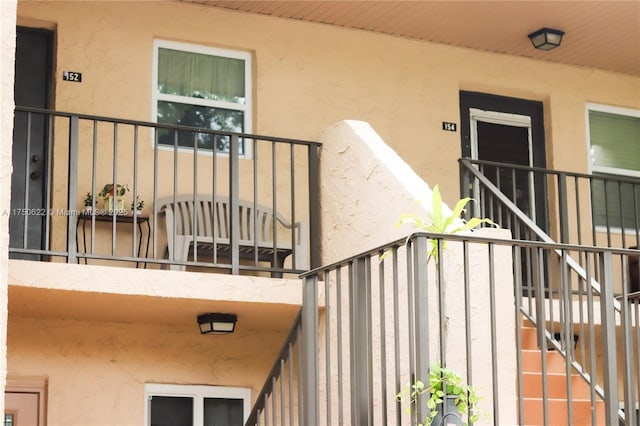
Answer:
528;28;564;50
197;313;237;334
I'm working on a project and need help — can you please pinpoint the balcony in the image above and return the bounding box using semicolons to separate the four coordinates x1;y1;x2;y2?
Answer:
9;106;320;276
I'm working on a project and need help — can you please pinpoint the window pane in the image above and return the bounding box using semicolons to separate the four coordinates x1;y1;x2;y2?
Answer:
203;397;243;426
157;101;244;153
150;396;193;426
591;176;640;229
589;110;640;173
158;48;246;104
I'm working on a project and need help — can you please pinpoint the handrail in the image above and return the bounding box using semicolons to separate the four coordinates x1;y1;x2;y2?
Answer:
462;157;640;186
460;157;640;248
14;106;321;147
460;158;638;424
245;310;302;426
459;158;622;312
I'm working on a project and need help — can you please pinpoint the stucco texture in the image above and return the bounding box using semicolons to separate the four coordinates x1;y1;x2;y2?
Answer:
1;0;18;412
8;1;640;422
7;316;285;425
15;0;640;210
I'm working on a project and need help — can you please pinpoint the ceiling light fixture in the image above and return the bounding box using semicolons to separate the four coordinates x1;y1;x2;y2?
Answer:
197;313;237;334
528;28;564;50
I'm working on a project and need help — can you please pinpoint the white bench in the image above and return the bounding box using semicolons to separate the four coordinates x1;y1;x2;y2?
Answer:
158;195;308;275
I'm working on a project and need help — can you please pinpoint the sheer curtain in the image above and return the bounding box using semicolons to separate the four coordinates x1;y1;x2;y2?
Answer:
158;48;245;103
589;110;640;228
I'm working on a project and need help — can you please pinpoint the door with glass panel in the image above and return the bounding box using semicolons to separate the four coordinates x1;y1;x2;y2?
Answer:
460;91;548;233
460;92;549;295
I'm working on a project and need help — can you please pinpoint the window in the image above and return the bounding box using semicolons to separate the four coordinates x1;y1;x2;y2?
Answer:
144;384;250;426
152;40;252;154
588;104;640;229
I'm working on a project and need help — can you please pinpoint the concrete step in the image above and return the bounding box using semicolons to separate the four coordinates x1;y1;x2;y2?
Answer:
522;372;593;399
522;397;605;425
520;318;604;426
521;349;568;374
521;326;539;350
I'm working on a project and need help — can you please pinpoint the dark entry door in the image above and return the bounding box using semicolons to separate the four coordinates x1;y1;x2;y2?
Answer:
460;91;548;232
10;27;53;259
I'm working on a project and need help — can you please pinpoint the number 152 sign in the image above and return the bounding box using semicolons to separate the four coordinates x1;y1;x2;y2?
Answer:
63;71;82;82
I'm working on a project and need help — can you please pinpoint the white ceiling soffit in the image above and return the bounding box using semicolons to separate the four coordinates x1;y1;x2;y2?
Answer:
182;0;640;76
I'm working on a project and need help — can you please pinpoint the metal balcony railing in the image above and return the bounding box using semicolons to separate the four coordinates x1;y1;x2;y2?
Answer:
459;158;640;249
248;232;639;425
9;106;321;275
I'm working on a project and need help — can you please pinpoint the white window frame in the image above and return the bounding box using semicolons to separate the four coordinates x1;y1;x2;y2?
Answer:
586;103;640;233
143;383;251;426
586;103;640;178
151;39;253;158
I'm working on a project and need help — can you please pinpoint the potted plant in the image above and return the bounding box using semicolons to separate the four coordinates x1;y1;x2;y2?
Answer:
397;184;494;262
131;196;144;214
397;362;481;426
394;186;491;425
99;183;129;212
82;192;97;214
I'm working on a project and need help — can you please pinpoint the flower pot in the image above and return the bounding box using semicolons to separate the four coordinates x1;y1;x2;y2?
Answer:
431;395;463;426
105;196;124;212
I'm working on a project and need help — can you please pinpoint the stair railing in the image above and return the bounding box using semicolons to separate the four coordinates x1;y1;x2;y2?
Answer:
245;310;303;426
460;158;638;424
459;158;617;305
458;158;640;249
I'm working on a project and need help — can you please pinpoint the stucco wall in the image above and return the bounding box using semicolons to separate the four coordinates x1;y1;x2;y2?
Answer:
15;0;640;210
7;1;640;421
1;0;18;413
316;119;516;424
319;120;449;262
7;316;285;426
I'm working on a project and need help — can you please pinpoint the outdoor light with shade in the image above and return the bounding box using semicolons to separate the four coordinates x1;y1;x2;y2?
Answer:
528;28;564;50
197;313;237;334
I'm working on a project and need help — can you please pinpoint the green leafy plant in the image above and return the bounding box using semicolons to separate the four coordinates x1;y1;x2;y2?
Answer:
98;183;129;198
83;192;96;208
397;362;481;426
393;186;491;424
131;196;144;211
397;185;495;262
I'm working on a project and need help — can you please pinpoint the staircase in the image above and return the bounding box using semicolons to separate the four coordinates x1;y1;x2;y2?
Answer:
520;323;606;425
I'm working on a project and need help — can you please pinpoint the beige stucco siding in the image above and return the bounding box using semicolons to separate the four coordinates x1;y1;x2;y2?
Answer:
6;2;640;422
1;0;18;412
16;0;639;209
6;260;302;423
7;316;285;425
